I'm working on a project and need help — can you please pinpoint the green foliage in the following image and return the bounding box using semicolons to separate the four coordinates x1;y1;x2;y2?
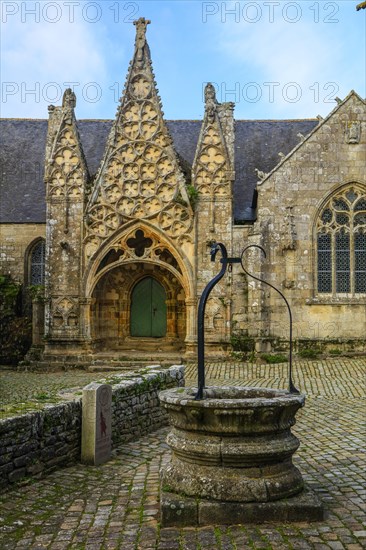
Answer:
0;316;32;365
187;185;199;209
27;284;45;302
329;348;342;355
0;274;21;316
34;392;51;401
261;353;288;364
298;348;321;359
230;331;255;353
230;331;255;361
0;275;32;364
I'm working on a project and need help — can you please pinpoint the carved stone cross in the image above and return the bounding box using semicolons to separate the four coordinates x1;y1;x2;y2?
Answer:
134;17;151;64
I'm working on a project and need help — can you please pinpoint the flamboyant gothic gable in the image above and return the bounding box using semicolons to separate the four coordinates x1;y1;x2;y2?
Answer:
84;18;193;262
192;84;235;342
45;89;89;202
193;84;234;232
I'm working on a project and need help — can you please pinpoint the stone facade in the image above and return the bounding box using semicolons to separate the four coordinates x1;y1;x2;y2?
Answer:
40;17;237;359
0;18;365;358
234;92;366;350
0;224;45;283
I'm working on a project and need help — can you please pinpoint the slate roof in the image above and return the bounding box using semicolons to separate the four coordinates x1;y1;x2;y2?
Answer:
0;118;318;224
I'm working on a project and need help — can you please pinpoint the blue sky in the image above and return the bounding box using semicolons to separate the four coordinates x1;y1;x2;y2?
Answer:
1;1;365;120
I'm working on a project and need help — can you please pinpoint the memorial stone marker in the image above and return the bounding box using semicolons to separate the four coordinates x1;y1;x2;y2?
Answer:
81;383;112;466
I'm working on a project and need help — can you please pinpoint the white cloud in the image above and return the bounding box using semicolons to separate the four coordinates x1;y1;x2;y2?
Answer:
212;2;364;118
1;4;108;118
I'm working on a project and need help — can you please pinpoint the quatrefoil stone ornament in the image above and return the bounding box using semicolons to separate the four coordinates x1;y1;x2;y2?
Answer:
127;230;153;257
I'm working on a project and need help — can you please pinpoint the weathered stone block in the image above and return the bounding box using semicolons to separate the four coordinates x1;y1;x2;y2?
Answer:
81;383;112;466
160;486;324;527
8;468;26;483
160;490;198;528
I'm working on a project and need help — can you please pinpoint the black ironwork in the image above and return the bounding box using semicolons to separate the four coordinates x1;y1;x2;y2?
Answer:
196;242;228;399
240;245;299;395
195;242;300;400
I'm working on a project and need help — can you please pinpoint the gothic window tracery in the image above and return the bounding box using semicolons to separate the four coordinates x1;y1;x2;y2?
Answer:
316;186;366;296
29;239;45;285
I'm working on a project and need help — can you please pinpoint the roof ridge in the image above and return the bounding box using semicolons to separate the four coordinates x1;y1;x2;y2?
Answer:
0;118;48;121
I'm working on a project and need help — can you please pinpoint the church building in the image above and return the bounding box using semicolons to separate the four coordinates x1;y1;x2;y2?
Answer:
0;18;365;362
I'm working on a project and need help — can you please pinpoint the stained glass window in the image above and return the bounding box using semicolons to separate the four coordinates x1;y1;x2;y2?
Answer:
335;232;350;293
317;186;366;295
317;234;332;293
355;232;366;293
30;240;45;285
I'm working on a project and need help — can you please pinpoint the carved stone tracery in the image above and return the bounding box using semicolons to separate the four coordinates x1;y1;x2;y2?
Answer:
51;296;79;329
84;21;192;261
95;228;183;277
46;89;87;200
193;84;232;198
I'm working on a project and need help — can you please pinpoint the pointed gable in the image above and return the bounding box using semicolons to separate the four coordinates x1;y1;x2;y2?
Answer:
84;18;192;260
258;91;366;188
193;83;234;199
45;89;89;200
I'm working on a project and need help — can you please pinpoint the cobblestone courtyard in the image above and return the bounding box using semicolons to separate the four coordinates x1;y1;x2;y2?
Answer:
0;358;365;549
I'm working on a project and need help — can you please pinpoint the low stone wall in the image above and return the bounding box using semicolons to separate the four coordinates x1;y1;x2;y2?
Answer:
111;366;184;445
0;401;81;488
0;365;184;489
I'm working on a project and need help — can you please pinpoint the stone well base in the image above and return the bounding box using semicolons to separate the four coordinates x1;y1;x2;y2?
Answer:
160;485;324;527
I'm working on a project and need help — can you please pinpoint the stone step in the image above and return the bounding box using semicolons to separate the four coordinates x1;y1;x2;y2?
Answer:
86;363;162;372
19;354;185;372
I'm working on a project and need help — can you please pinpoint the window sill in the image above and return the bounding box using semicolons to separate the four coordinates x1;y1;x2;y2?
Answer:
306;296;366;305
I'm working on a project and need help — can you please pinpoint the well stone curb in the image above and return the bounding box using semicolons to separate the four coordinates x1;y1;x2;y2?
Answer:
161;485;324;527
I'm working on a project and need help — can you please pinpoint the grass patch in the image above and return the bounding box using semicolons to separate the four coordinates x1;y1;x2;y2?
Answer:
298;348;321;359
261;353;288;364
329;348;342;355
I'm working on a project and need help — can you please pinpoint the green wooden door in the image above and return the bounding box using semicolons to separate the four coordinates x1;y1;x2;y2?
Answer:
130;278;167;337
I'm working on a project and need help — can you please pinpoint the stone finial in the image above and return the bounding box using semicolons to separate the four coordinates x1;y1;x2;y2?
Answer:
335;96;343;105
134;17;151;65
204;83;218;122
255;168;268;183
62;88;76;109
204;83;217;104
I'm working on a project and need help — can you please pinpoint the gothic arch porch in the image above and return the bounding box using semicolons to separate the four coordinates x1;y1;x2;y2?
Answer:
83;223;195;353
91;262;186;352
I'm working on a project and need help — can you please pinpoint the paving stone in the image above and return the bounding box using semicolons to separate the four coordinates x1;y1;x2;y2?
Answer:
0;358;364;549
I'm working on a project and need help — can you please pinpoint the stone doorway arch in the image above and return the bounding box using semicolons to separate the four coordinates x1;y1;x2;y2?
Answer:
91;262;186;351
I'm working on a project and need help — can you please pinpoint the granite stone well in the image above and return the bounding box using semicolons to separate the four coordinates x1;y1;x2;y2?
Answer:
160;385;304;501
159;385;323;526
159;241;323;526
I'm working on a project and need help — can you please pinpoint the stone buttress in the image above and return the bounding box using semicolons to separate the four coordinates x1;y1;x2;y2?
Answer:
192;84;235;349
44;89;89;351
